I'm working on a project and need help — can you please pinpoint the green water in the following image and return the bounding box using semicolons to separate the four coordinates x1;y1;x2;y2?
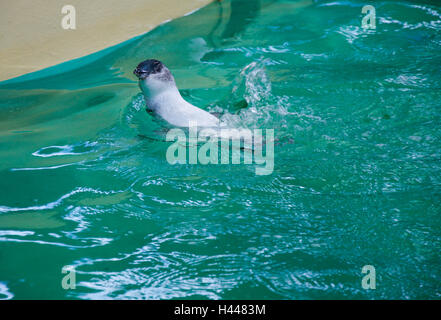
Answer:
0;0;440;299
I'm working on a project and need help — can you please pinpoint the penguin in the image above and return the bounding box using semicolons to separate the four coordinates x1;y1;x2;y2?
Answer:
134;59;220;128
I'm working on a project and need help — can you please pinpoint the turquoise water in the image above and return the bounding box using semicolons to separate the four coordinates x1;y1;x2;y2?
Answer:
0;0;440;299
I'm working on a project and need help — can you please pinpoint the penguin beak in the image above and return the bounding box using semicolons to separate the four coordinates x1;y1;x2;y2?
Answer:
133;67;141;78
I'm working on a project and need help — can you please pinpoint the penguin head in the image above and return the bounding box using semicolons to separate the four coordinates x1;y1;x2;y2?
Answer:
134;59;176;98
134;59;165;80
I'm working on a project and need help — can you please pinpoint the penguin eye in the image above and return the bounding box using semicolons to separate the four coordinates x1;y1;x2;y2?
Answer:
152;61;162;73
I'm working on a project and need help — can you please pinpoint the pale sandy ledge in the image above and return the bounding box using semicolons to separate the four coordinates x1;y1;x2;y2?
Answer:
0;0;214;82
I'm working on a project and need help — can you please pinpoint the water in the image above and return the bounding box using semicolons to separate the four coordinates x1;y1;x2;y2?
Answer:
0;0;440;299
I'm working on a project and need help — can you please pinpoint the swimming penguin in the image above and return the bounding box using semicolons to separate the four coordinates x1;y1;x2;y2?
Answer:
134;59;220;128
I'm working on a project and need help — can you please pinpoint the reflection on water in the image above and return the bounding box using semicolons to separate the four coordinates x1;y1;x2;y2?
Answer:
0;282;14;300
0;0;441;299
221;0;262;39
